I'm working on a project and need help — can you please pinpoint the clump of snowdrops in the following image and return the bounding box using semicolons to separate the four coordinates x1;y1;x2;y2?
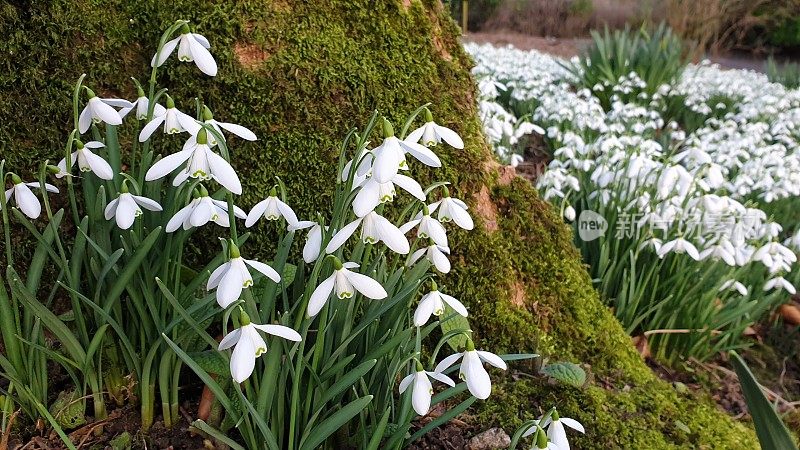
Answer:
0;21;550;450
466;40;800;362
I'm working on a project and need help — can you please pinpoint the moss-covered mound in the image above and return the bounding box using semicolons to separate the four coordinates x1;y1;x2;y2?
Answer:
0;1;756;447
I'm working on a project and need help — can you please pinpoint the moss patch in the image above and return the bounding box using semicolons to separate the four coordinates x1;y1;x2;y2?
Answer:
0;0;757;447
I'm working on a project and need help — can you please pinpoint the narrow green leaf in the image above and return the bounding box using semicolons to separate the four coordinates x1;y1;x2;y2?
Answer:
730;351;798;450
299;395;373;450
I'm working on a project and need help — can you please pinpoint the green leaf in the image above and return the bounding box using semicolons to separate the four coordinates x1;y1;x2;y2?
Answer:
299;395;373;450
407;396;476;443
188;351;230;377
366;406;391;450
439;303;471;351
540;362;586;388
191;419;246;450
730;351;798;450
7;267;86;365
317;359;376;406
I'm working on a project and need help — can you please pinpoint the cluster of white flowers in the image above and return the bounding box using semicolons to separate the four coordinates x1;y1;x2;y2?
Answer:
3;25;512;423
465;42;800;297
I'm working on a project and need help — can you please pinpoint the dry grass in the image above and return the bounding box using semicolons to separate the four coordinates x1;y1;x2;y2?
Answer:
662;0;771;53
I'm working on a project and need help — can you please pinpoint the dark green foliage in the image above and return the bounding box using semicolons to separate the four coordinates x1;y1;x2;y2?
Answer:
766;56;800;89
569;23;689;110
0;1;755;447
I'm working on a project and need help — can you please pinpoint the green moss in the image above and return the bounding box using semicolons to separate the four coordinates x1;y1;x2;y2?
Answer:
0;0;756;447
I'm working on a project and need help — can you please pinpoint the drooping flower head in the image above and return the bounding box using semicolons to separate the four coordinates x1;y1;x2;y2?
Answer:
405;108;464;149
218;309;301;383
139;95;201;142
145;128;242;194
104;181;162;230
151;23;218;76
3;173;58;219
199;106;257;145
78;87;131;134
433;338;506;400
398;360;455;416
413;281;468;327
307;257;387;317
208;241;281;308
57;139;115;180
371;118;441;184
166;184;246;232
245;187;299;228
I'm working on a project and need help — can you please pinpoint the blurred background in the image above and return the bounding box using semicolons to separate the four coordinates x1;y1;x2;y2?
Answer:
448;0;800;65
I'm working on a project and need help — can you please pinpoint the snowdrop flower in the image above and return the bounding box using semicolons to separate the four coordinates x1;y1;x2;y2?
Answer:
138;95;201;142
398;362;455;416
405;108;465;149
325;211;410;255
145;128;242;194
719;280;748;296
289;221;324;263
413;281;468;327
399;206;448;247
352;173;425;217
199;106;257;144
510;154;524;167
433;339;506;399
104;183;162;230
541;410;584;450
208;242;281;308
428;189;474;230
245;187;299;227
78;87;131;134
152;24;217;76
753;242;797;269
408;241;451;273
119;85;165;120
522;425;559;450
57;140;115;180
764;276;796;295
307;258;387;317
165;185;246;232
3;174;58;219
657;237;700;260
698;240;736;266
218;310;301;383
372;118;441;183
563;205;576;222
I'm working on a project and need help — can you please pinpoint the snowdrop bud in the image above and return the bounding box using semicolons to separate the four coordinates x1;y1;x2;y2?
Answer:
165;95;175;109
442;186;450;197
564;205;576;221
228;240;241;259
75;139;85;149
84;87;97;99
136;85;146;98
382;117;394;138
424;107;434;122
10;173;22;184
415;359;424;372
430;279;438;291
422;204;430;216
46;165;61;175
551;410;560;421
197;184;209;197
180;23;191;34
331;255;343;270
119;180;129;193
202;105;214;121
